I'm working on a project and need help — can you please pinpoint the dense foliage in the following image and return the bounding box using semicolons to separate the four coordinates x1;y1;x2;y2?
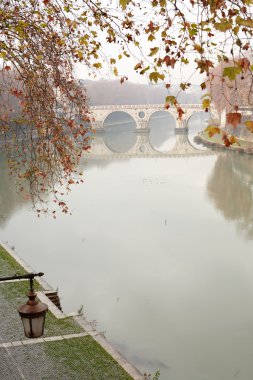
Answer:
1;0;253;212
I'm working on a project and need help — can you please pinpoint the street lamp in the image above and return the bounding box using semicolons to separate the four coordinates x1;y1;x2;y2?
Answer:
0;272;48;338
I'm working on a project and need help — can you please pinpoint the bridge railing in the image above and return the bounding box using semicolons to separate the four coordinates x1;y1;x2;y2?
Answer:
90;104;203;110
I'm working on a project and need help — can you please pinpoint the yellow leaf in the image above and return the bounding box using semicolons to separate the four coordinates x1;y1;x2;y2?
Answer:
245;120;253;132
0;52;7;59
119;0;130;9
149;47;159;56
202;98;210;109
77;51;83;60
214;20;232;32
93;62;102;69
205;125;220;137
149;71;165;83
229;135;240;145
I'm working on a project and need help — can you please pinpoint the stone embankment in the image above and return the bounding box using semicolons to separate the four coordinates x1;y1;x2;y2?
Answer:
197;131;253;154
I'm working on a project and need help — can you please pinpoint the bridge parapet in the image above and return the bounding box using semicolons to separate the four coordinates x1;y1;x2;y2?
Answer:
89;103;218;131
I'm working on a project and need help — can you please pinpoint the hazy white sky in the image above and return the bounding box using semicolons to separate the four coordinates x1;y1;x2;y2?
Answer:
75;55;204;85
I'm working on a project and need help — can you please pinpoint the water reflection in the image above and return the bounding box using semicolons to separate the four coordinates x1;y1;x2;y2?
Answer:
187;112;208;149
148;112;176;152
103;111;137;152
0;154;28;226
207;153;253;239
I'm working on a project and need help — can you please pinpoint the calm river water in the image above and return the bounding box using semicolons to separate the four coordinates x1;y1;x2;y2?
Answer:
1;112;253;380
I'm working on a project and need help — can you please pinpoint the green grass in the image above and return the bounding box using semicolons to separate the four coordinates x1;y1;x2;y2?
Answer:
42;336;133;380
0;245;26;276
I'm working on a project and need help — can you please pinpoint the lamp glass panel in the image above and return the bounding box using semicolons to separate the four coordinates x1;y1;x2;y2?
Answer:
21;315;46;338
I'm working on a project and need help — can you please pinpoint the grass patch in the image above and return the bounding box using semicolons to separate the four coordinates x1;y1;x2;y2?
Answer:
43;336;133;380
0;245;26;276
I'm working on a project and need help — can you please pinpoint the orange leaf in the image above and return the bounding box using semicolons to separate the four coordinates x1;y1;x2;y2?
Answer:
205;125;220;137
177;107;185;120
222;132;231;147
226;112;241;128
244;120;253;133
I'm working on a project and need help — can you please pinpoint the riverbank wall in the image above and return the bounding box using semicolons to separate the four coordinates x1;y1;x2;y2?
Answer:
198;131;253;155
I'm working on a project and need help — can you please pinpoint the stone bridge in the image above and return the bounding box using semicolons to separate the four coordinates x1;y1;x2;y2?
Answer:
82;132;214;160
89;104;220;132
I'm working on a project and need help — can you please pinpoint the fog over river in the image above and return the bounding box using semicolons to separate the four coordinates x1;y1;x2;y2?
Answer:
1;112;253;380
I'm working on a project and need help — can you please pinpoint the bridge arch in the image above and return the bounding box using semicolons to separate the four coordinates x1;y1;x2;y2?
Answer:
103;111;137;130
186;110;209;126
147;110;177;127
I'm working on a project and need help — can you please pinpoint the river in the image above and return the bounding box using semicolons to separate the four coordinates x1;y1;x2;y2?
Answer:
1;111;253;380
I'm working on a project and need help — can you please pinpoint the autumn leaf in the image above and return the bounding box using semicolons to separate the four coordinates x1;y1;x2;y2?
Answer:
223;66;241;80
0;52;7;59
149;71;165;83
202;98;210;109
149;47;159;56
139;66;150;75
134;62;142;70
177;107;185;120
165;95;177;105
229;135;240;146
236;16;253;28
205;125;220;137
238;57;250;72
222;132;232;147
244;120;253;133
119;0;130;9
214;20;232;32
226;112;241;128
77;50;83;60
93;62;102;69
163;55;176;68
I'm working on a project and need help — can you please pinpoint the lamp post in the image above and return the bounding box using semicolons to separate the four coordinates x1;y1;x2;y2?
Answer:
0;272;48;338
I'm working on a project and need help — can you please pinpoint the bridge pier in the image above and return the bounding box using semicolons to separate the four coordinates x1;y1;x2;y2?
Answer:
175;119;188;133
92;120;105;133
136;120;150;132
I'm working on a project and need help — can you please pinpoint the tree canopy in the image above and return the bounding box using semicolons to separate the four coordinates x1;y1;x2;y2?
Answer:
1;0;253;213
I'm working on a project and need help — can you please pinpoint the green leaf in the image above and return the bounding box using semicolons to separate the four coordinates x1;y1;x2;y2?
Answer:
149;47;159;56
236;16;253;28
0;52;7;59
139;66;150;75
223;66;241;80
120;0;130;9
214;20;232;32
149;71;165;83
165;95;176;105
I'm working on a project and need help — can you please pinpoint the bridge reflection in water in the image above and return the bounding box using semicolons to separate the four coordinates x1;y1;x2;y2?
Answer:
83;130;213;160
